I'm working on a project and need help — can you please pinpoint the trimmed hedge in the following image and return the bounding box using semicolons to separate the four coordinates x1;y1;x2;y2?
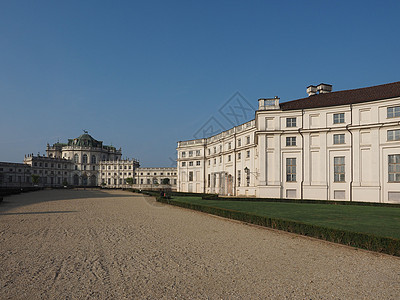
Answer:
156;197;400;257
0;187;43;198
201;194;400;208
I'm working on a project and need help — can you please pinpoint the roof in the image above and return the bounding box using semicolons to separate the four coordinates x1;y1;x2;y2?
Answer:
68;133;103;147
279;81;400;111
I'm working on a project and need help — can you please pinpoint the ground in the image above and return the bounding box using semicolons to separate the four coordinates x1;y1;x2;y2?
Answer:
1;189;400;299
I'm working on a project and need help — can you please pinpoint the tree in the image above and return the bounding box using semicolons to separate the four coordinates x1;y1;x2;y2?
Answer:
31;174;40;186
126;177;134;186
161;178;170;185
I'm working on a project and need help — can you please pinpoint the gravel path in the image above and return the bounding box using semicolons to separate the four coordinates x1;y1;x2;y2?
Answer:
0;189;399;299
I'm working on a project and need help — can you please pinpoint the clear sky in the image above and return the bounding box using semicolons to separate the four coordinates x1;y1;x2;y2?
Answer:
1;0;399;167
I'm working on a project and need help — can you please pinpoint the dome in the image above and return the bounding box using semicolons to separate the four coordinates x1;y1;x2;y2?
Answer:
68;132;103;148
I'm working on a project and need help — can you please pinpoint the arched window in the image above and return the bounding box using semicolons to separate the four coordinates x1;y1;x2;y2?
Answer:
74;154;79;163
91;155;96;164
82;154;88;164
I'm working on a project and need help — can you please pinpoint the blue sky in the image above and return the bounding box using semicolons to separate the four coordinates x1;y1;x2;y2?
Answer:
1;0;399;167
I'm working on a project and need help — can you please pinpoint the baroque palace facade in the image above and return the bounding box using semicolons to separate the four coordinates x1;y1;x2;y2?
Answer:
0;132;177;190
177;81;400;203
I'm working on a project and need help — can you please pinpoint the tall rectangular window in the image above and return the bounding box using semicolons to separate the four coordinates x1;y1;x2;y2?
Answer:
334;157;345;182
196;150;201;156
286;158;296;182
388;154;400;182
181;152;186;158
207;174;210;187
333;113;345;124
387;129;400;141
246;136;250;144
189;161;193;166
333;134;345;144
286;137;296;146
181;162;186;167
237;139;241;147
237;170;241;187
286;117;296;127
189;151;193;157
387;106;400;118
196;161;201;166
188;171;193;181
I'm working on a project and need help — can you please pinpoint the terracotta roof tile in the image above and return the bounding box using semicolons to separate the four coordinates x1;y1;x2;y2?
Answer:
280;81;400;111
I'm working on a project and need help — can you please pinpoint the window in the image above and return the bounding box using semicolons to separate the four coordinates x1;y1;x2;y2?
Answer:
246;168;250;186
333;134;345;144
196;150;201;156
228;142;231;150
219;157;222;163
188;171;193;181
387;129;400;141
208;160;210;166
182;162;186;167
207;174;210;187
286;158;296;182
214;147;216;154
238;153;241;160
82;154;88;164
237;139;241;147
246;136;250;144
237;170;241;187
214;158;216;165
189;161;193;166
388;154;400;182
196;161;201;166
334;157;345;182
91;155;96;164
181;152;186;158
246;150;250;158
147;179;151;184
228;155;231;162
286;137;296;146
92;166;96;171
387;106;400;118
286;117;296;127
189;151;193;157
333;113;345;124
208;149;211;155
45;163;48;167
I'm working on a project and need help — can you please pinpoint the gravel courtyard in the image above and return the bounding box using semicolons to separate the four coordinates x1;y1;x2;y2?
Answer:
1;189;399;299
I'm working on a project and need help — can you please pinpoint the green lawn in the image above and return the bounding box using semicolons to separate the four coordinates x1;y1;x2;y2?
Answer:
171;196;400;239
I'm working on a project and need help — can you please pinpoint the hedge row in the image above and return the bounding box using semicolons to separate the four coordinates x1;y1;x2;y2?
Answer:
201;195;400;208
156;197;400;257
0;187;44;200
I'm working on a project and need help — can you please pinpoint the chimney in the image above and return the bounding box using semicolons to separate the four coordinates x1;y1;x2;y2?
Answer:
307;85;317;96
307;83;333;96
317;83;332;94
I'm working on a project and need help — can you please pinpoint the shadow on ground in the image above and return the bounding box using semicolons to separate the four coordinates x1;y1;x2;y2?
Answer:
0;189;143;213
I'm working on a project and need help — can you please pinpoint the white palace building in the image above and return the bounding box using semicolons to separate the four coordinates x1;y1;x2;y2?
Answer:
0;132;177;190
177;81;400;203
